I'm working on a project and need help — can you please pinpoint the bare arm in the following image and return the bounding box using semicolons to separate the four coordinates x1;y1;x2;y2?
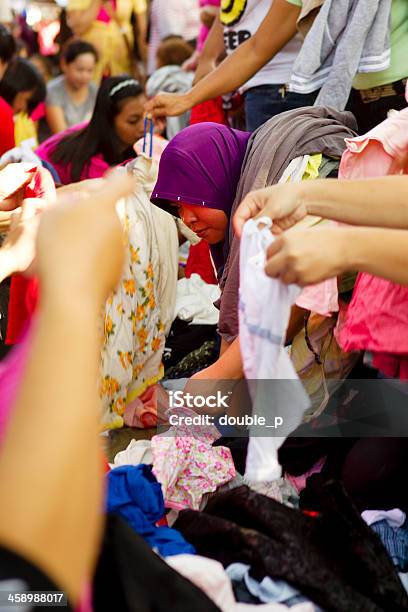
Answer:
234;176;408;237
135;10;148;64
67;0;101;36
0;175;134;604
146;0;300;117
46;105;67;135
264;226;408;287
193;16;225;84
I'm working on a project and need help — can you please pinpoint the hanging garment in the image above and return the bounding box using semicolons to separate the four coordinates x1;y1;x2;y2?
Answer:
174;482;408;612
93;514;220;612
337;106;408;378
151;406;236;510
289;0;392;109
239;218;310;482
100;156;179;429
166;555;314;612
106;464;195;556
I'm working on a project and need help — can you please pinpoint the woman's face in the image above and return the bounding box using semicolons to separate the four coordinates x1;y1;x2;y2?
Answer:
63;53;96;89
113;95;146;147
13;89;34;114
173;202;228;244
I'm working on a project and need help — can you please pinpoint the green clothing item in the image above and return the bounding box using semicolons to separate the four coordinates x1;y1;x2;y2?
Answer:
286;0;408;90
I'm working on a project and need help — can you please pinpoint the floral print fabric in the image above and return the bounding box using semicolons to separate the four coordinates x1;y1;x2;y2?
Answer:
151;406;236;510
100;157;178;430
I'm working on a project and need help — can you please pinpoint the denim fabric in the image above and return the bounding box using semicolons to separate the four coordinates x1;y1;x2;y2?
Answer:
244;85;318;131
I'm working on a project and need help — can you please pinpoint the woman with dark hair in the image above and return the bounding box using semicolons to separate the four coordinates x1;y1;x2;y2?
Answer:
36;76;146;184
46;39;98;134
0;24;16;157
0;57;46;147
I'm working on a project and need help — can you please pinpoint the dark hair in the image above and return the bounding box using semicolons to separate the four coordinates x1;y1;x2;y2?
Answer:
62;39;98;64
0;24;16;64
156;37;194;67
0;57;46;113
51;76;144;183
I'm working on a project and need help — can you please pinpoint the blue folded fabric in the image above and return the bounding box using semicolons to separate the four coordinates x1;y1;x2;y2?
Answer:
107;464;195;557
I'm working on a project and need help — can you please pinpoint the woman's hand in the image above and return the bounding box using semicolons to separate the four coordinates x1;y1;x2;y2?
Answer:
233;183;308;237
145;92;191;119
37;173;136;308
264;228;347;286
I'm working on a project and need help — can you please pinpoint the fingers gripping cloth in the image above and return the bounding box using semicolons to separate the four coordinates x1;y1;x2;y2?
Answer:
239;218;310;482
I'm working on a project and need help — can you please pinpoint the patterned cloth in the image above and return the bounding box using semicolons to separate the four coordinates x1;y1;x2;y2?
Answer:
100;156;178;430
151;406;236;510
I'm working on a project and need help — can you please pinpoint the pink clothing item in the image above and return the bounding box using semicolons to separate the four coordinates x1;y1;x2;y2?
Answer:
123;384;167;428
337;106;408;378
97;0;117;22
296;279;339;317
285;456;326;494
36;124;109;185
151;406;236;510
339;106;408;179
197;0;220;52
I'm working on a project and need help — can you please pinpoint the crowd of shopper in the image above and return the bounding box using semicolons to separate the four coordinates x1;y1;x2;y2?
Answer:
0;1;407;610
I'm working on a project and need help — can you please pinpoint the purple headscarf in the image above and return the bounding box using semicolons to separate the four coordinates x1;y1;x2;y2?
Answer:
151;123;250;274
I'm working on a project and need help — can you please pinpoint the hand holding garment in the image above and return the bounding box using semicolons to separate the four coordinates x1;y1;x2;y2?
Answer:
151;406;236;510
239;218;310;482
106;464;195;556
219;106;357;344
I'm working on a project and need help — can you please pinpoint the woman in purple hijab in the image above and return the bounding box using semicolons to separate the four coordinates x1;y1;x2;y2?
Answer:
151;122;250;278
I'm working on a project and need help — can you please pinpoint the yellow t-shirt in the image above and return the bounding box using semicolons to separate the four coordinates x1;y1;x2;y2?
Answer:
67;0;147;81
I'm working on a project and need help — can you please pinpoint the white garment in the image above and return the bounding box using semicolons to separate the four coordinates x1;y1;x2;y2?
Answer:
111;439;153;469
147;0;200;74
362;509;406;529
175;273;220;325
166;554;314;612
222;0;302;93
239;218;310;482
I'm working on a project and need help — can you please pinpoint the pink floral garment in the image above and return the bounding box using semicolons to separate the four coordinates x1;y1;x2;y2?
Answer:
151;406;236;510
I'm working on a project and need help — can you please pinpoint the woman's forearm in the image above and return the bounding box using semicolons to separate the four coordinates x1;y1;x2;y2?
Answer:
194;17;225;84
185;0;300;107
303;176;408;229
345;227;408;284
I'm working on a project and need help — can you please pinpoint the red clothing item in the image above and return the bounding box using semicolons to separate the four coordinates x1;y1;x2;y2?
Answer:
185;241;217;285
338;273;408;379
0;97;15;157
190;98;228;126
4;165;56;345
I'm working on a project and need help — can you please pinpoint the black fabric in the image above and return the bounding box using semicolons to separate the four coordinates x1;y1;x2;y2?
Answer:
174;483;408;612
347;86;408;134
0;544;73;611
0;278;10;361
93;514;221;612
164;318;218;370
